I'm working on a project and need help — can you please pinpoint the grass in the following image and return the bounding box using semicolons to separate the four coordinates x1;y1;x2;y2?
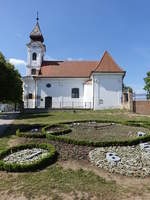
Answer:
0;164;118;200
4;109;150;138
0;137;10;152
1;110;150;199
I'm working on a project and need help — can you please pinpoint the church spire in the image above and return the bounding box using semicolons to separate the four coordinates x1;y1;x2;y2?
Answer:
36;11;39;21
30;12;44;43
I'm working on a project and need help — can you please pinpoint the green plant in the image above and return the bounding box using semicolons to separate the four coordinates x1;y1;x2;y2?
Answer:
43;123;72;136
16;124;46;138
0;143;57;172
46;120;150;147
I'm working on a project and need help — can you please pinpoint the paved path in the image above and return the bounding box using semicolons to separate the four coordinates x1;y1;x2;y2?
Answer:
0;113;19;136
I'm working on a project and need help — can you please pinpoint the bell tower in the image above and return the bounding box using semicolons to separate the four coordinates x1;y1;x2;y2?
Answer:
26;13;46;76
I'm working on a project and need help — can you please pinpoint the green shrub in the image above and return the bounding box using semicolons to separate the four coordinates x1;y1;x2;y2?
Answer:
46;132;150;147
0;143;57;172
16;119;150;147
16;124;46;138
46;120;150;147
16;123;72;138
41;123;72;136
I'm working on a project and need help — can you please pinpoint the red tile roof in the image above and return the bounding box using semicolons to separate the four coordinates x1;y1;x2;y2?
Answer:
94;51;124;73
39;51;125;78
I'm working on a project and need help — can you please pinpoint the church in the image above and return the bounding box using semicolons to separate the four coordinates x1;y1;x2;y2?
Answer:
23;17;126;110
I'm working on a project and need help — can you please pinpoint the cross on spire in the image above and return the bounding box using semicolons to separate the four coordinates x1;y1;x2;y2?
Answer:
30;12;44;43
36;11;39;21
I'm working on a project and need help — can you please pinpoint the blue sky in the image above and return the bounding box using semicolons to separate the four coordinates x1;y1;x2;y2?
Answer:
1;0;150;93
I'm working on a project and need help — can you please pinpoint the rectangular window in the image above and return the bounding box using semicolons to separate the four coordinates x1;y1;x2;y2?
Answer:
28;93;33;99
72;88;79;98
31;69;36;75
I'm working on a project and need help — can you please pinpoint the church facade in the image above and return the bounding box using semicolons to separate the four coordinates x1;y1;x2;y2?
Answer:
23;18;126;110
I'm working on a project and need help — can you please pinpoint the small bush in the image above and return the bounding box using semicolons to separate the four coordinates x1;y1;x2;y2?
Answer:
16;124;46;138
42;123;72;136
0;143;57;172
46;132;150;147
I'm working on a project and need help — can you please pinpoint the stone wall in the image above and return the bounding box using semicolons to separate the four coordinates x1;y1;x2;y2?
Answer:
121;90;133;111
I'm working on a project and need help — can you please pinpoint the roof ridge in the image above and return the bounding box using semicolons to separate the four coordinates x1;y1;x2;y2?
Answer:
93;51;124;73
93;51;108;72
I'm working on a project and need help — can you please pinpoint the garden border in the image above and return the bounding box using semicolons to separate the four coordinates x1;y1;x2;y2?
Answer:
45;120;150;147
16;123;72;138
42;123;72;136
15;120;150;147
0;143;57;172
16;124;46;138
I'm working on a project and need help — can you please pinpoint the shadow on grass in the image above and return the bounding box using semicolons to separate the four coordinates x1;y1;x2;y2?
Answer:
17;113;53;120
0;113;19;120
0;123;45;138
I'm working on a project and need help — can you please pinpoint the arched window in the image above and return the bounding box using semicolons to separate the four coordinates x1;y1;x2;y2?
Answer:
28;93;33;99
31;69;36;75
32;52;37;61
72;88;79;98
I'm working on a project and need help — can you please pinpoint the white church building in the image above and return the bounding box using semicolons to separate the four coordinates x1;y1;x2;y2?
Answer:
23;17;126;110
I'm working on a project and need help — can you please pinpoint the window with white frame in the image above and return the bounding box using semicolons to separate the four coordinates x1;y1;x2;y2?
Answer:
72;88;79;98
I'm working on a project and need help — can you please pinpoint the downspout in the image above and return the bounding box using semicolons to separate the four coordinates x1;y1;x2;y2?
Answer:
92;75;94;110
34;77;37;108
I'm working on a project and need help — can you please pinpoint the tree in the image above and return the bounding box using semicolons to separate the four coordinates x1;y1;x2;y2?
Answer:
144;71;150;99
0;52;23;104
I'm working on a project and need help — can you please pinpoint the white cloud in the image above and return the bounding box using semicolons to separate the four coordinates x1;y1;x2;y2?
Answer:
66;57;83;61
67;57;73;61
45;55;58;61
9;58;26;66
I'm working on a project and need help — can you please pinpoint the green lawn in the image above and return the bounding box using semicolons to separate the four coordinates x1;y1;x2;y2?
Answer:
0;110;150;199
0;164;118;200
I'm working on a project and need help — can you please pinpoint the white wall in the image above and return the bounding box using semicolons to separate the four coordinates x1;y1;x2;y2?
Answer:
23;74;124;110
93;73;123;110
36;78;89;108
83;83;93;109
23;77;36;108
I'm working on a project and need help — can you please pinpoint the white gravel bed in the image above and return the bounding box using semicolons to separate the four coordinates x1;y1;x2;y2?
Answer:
89;145;150;177
3;148;49;164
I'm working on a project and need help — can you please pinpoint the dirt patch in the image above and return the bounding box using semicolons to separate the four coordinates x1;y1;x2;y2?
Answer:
8;137;26;147
59;160;150;200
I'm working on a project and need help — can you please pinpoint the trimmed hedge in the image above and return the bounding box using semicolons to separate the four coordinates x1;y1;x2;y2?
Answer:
0;143;57;172
15;119;150;147
46;132;150;147
46;120;150;147
42;123;72;136
16;123;72;138
16;124;46;138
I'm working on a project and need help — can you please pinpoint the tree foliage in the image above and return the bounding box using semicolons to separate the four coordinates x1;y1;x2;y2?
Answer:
0;52;23;103
144;71;150;99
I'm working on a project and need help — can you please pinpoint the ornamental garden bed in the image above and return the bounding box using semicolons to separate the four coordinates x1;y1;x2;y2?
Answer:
16;124;46;138
42;123;72;136
89;144;150;177
46;120;150;147
65;121;149;142
0;143;56;172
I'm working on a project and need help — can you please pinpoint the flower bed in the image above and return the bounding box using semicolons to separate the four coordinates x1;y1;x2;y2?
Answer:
46;120;150;147
16;124;46;138
42;123;72;136
89;145;150;177
0;143;57;172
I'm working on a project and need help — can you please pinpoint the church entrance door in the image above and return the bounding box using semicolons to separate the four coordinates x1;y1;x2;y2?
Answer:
45;96;52;108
